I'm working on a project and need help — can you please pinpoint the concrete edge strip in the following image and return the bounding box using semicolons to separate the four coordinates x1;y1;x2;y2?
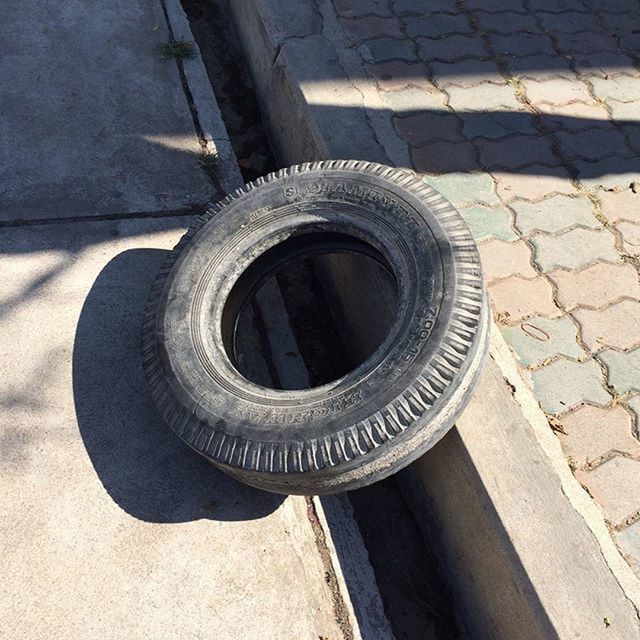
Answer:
161;0;244;194
490;327;640;612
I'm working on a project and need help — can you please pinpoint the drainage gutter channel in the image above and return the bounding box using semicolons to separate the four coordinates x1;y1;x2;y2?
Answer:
219;0;640;638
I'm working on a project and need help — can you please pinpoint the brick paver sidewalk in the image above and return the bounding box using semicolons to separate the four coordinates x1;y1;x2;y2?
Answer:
335;0;640;574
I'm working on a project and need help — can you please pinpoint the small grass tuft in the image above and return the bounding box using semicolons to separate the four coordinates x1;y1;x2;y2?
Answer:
158;40;196;60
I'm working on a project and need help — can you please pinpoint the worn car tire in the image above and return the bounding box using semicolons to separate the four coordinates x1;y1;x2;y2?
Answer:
142;160;489;495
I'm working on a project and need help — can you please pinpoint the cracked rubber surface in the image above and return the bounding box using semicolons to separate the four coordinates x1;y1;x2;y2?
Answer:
142;161;489;495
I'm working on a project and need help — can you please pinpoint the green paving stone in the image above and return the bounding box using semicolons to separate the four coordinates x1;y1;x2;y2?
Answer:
422;173;501;207
511;195;599;235
531;357;610;414
502;315;585;367
617;520;640;579
530;228;620;272
598;348;640;395
459;205;518;241
379;86;446;111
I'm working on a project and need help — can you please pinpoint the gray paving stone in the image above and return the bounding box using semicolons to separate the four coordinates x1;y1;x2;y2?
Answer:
459;204;518;242
461;111;538;140
617;520;640;579
511;195;598;234
359;37;417;62
503;54;575;80
393;0;459;14
489;33;556;57
502;315;585;367
473;11;540;35
554;32;619;55
431;59;503;87
537;10;601;33
465;0;527;13
556;128;633;161
417;36;487;63
530;228;620;271
598;348;640;395
378;85;446;111
393;112;464;145
405;13;473;38
528;0;587;10
476;135;558;170
531;357;611;414
572;52;639;78
335;0;391;17
411;140;480;174
421;172;501;207
627;395;640;434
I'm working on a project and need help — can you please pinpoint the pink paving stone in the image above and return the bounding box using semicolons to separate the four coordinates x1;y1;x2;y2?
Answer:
477;239;537;282
521;78;593;106
364;60;433;92
492;167;576;202
559;404;640;469
599;189;640;224
575;456;640;527
489;275;560;322
547;262;640;310
573;300;640;352
616;221;640;257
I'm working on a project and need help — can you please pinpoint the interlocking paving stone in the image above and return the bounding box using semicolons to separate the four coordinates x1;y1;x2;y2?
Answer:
341;16;403;44
378;85;446;110
511;194;598;234
521;77;593;106
489;275;560;321
421;172;500;207
430;59;503;87
574;157;640;191
589;75;640;102
458;204;517;241
531;357;610;414
411;140;479;174
502;315;585;367
477;135;558;170
609;100;640;122
530;228;620;271
460;111;538;139
405;14;473;39
488;33;556;57
393;112;464;145
572;52;639;78
417;36;487;62
599;347;640;395
574;300;640;351
536;102;610;131
473;11;539;34
493;167;576;202
446;83;523;111
537;10;601;33
503;54;575;80
359;37;417;62
335;0;391;17
558;405;640;469
465;0;526;12
554;32;619;54
528;0;588;11
627;395;640;433
364;60;432;91
598;189;640;223
556;128;634;161
393;0;460;14
616;221;640;256
477;238;537;282
617;520;640;579
575;456;640;526
548;262;640;310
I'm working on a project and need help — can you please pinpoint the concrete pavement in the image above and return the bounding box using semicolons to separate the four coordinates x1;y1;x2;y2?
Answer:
0;1;384;637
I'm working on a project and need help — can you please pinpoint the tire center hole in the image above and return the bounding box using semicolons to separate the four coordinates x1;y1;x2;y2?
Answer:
222;232;399;391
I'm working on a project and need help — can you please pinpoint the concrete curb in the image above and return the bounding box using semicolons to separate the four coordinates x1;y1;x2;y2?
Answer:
225;0;640;636
162;0;243;194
